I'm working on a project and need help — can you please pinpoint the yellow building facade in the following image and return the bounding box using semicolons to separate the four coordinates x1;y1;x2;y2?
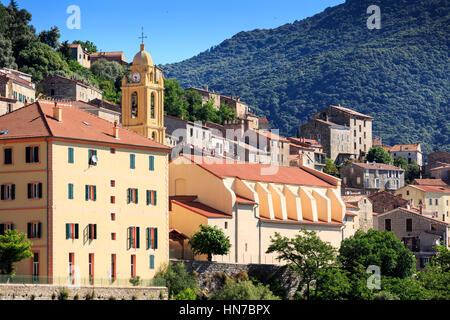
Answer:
0;99;170;285
169;155;353;264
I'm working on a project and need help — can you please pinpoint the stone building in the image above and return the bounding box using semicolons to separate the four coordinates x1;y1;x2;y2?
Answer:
300;105;373;163
340;162;405;194
424;150;450;178
375;206;450;269
384;143;423;167
40;75;103;103
0;68;36;115
288;137;326;171
67;44;91;68
342;195;373;232
186;87;221;110
90;51;128;66
71;100;121;124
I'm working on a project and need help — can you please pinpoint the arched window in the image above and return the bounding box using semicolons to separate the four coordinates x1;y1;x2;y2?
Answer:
151;93;155;119
131;92;138;118
152;132;156;141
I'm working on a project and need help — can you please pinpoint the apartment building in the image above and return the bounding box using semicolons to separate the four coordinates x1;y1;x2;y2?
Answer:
0;68;36;115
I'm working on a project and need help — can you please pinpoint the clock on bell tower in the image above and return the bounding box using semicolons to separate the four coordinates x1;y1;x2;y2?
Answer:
121;42;165;144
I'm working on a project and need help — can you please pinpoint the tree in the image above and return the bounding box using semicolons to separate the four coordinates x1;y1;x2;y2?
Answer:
405;161;421;184
323;158;339;176
154;262;198;298
217;103;236;124
164;78;188;119
0;229;33;276
38;26;60;49
366;146;393;164
188;224;231;261
211;279;280;300
393;156;408;169
0;34;17;69
72;40;97;54
266;229;337;300
339;229;416;279
312;267;351;300
381;276;429;300
90;59;125;84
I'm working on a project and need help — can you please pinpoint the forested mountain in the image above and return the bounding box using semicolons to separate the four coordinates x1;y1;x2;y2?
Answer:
162;0;450;153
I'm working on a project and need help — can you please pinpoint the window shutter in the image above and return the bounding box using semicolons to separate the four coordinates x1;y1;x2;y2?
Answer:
135;189;138;204
149;156;154;171
68;184;73;199
85;185;89;201
127;189;131;204
88;224;92;239
27;223;32;238
130;154;135;169
66;223;70;239
127;227;131;249
1;185;4;200
33;147;39;163
154;190;157;206
26;147;31;163
27;183;32;199
93;186;97;201
38;183;43;199
68;148;74;163
146;190;150;205
136;227;140;248
154;228;158;249
94;224;97;239
88;149;92;165
11;184;15;200
150;255;155;269
75;224;79;239
38;222;42;239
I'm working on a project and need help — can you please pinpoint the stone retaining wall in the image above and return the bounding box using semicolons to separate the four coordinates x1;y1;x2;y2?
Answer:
0;284;168;300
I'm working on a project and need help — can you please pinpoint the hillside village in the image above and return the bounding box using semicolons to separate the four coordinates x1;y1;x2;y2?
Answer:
0;2;449;302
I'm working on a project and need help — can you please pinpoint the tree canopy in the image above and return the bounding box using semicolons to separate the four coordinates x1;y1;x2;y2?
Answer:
366;146;393;164
0;229;33;276
188;224;231;261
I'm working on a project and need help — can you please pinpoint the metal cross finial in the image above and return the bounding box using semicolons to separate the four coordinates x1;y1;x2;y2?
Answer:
139;27;148;44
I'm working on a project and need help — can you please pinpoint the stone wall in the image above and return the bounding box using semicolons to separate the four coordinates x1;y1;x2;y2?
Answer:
173;260;300;299
0;283;168;300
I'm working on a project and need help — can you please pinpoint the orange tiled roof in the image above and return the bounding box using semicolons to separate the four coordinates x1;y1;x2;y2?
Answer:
260;216;343;226
351;162;404;171
235;195;257;204
170;197;232;219
388;144;421;152
396;207;449;225
345;210;358;216
329;105;374;120
412;179;448;187
345;202;359;209
180;154;337;188
256;130;289;142
408;185;450;194
0;100;170;151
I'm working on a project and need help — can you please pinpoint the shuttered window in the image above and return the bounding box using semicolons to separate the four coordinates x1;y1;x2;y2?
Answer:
25;146;39;163
130;154;136;169
127;188;138;204
127;226;140;249
27;222;42;239
65;223;79;239
149;255;155;269
68;148;74;163
149;156;154;171
68;184;74;200
146;190;157;206
146;227;158;250
27;182;43;199
88;149;97;166
88;224;97;240
85;185;97;201
1;184;15;200
4;148;12;165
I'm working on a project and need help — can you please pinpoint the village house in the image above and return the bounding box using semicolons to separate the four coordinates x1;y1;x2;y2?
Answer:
341;195;373;232
66;44;91;68
0;68;36;115
288;137;326;171
383;143;423;167
40;74;103;103
367;191;409;229
90;51;128;66
424;150;450;178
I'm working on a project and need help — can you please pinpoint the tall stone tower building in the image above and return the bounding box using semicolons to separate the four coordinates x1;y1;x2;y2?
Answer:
121;43;165;144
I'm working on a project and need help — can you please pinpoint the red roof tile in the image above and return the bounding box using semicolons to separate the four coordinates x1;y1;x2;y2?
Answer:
260;217;343;226
351;162;404;171
408;185;450;194
170;198;232;219
387;144;421;152
180;155;337;188
330;105;373;119
345;210;358;216
235;195;257;204
412;179;448;187
0;101;170;152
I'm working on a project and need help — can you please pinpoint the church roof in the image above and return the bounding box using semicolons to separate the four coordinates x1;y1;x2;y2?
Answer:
133;44;153;66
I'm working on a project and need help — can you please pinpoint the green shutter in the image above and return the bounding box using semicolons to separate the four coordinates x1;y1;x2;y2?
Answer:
68;184;73;199
154;190;157;206
149;156;154;171
130;154;135;169
154;228;158;250
127;189;131;204
66;224;70;239
146;190;150;205
68;148;74;163
94;224;97;239
150;255;154;269
135;189;138;204
85;185;89;201
75;224;79;239
136;227;140;248
93;185;97;201
127;227;131;249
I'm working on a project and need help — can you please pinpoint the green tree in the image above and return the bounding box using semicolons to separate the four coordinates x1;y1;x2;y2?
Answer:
189;225;231;261
312;267;351;300
154;262;198;298
164;78;189;118
366;146;393;164
0;229;33;276
38;26;60;49
339;229;416;279
381;276;429;300
0;34;17;69
266;229;337;300
323;158;339;176
405;161;421;184
172;288;198;300
90;59;125;83
217;103;236;124
211;279;280;300
393;156;408;169
72;40;98;54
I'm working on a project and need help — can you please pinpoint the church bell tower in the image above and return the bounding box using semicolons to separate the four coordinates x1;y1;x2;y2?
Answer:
121;40;165;144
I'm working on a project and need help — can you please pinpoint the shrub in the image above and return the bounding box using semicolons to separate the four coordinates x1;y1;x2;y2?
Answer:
129;276;141;286
108;296;116;300
373;291;399;300
159;291;164;300
73;294;79;300
211;279;280;300
51;293;56;300
231;270;249;282
154;262;198;298
58;288;69;300
172;288;198;300
84;290;95;300
30;294;36;300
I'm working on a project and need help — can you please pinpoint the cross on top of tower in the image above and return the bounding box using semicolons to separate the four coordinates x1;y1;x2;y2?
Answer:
139;27;148;44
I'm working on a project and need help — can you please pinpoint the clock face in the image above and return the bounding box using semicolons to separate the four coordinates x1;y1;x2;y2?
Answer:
132;72;141;83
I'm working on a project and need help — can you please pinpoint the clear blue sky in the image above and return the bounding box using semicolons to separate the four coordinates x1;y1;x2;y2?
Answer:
5;0;344;64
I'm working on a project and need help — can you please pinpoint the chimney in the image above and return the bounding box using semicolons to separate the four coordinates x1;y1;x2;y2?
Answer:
53;102;62;122
205;85;209;91
113;121;119;139
298;153;304;168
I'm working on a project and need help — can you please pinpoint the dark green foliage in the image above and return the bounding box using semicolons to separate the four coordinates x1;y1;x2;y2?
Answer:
381;276;429;300
210;279;280;300
323;158;339;176
162;0;450;153
188;224;231;261
58;288;69;300
72;40;97;53
339;229;416;278
312;267;352;300
38;26;60;49
0;229;33;276
366;146;393;164
154;262;198;298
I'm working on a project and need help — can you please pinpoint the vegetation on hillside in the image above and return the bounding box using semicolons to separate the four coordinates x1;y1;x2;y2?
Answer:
162;0;450;153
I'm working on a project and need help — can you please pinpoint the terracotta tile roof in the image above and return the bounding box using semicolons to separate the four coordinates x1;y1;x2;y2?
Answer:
0;100;170;151
412;179;448;187
289;137;322;148
260;217;343;226
313;118;347;128
395;207;449;225
408;185;450;194
345;210;358;216
290;142;314;151
170;197;232;219
388;144;421;152
345;203;359;209
368;191;409;214
430;165;450;171
0;72;35;90
351;162;404;171
329;105;374;119
235;195;257;204
180;154;337;188
90;51;125;57
341;195;366;203
256;130;289;142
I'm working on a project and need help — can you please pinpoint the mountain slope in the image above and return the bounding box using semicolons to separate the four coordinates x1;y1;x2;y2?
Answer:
162;0;450;153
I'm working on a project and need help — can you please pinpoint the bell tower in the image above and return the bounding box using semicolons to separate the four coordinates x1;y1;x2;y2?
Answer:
121;39;165;144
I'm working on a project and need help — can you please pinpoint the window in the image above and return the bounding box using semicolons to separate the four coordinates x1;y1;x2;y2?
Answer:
146;190;157;206
131;255;136;278
4;148;12;164
146;227;158;250
149;156;155;171
375;179;379;189
69;253;75;284
27;182;43;199
67;183;74;200
111;213;116;221
110;180;115;187
385;219;391;231
68;147;74;163
7;104;12;113
27;222;42;239
88;224;97;240
1;184;15;200
0;223;14;235
25;146;39;163
131;92;138;118
130;154;136;169
435;199;438;205
406;219;412;232
65;223;79;239
406;190;410;196
111;233;116;240
111;254;116;281
110;147;116;154
32;252;39;283
359;125;361;132
150;93;155;119
89;253;94;285
149;255;155;270
88;149;97;166
127;188;138;204
110;196;116;204
420;257;430;268
224;222;228;229
85;185;97;201
429;199;432;205
127;226;140;249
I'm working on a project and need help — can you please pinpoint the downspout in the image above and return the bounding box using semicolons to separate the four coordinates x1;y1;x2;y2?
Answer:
46;138;49;283
253;203;260;264
341;218;346;241
235;204;238;263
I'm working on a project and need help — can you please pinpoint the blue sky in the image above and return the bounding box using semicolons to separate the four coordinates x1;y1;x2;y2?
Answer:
5;0;344;64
